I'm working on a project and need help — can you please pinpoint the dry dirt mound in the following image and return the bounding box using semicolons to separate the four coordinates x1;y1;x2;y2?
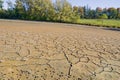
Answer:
0;20;120;80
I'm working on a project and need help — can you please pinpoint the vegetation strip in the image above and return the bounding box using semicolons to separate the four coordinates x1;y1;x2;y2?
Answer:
0;0;120;28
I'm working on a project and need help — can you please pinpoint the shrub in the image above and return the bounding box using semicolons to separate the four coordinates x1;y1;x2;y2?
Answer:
99;14;108;19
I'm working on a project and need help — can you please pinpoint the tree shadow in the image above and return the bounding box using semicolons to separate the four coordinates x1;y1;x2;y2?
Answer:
103;28;120;32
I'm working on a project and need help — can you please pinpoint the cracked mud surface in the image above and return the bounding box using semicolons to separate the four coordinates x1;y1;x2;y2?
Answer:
0;20;120;80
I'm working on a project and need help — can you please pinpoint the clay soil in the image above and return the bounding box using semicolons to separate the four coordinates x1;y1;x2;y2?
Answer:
0;20;120;80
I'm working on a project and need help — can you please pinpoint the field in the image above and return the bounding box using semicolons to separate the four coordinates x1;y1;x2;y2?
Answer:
0;20;120;80
75;19;120;28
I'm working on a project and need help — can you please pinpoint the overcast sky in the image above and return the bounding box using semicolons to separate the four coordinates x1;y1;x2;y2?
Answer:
3;0;120;9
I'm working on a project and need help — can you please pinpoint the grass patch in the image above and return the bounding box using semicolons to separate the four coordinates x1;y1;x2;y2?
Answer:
74;19;120;28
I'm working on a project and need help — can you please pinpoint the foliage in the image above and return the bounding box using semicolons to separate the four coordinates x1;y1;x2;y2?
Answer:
0;0;3;9
0;0;120;25
99;14;108;19
75;19;120;28
107;7;118;19
117;13;120;19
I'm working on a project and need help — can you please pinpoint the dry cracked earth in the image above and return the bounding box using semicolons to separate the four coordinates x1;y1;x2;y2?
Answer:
0;20;120;80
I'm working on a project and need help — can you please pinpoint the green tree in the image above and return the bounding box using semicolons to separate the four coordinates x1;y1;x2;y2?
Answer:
14;0;27;19
108;7;117;19
99;14;108;19
117;8;120;19
54;0;79;22
95;7;103;18
78;7;84;18
88;10;96;19
83;5;94;19
0;0;3;18
73;6;85;19
19;0;54;20
0;0;3;9
117;13;120;19
6;0;16;19
1;0;120;22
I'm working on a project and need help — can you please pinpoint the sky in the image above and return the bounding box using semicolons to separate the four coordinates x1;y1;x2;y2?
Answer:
68;0;120;9
3;0;120;9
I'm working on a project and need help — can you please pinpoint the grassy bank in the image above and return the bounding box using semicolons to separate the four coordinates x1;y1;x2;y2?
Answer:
75;19;120;28
1;19;120;28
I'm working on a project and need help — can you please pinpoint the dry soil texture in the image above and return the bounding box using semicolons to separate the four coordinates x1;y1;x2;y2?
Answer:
0;20;120;80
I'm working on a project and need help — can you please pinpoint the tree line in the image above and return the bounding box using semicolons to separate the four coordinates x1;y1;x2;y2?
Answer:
0;0;120;23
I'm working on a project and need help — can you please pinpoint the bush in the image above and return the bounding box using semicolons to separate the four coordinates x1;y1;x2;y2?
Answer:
117;13;120;19
99;14;108;19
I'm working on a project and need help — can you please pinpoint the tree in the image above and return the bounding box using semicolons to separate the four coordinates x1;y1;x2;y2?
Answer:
88;10;96;19
7;0;14;9
117;8;120;14
107;7;117;19
83;5;94;19
0;0;120;22
83;6;88;18
0;0;3;18
95;7;103;18
73;6;84;18
117;13;120;19
14;0;27;19
99;14;108;19
117;8;120;19
0;0;3;9
53;0;79;22
17;0;54;20
54;0;71;22
96;7;103;13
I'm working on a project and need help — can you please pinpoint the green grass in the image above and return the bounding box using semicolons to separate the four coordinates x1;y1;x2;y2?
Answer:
74;19;120;28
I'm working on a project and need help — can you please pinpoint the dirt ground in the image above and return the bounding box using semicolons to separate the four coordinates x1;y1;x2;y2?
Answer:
0;19;120;80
